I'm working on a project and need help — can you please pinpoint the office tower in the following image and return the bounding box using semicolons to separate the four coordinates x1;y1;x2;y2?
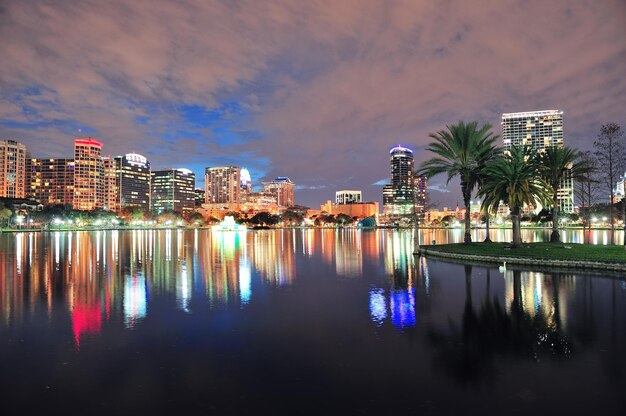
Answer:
262;177;295;208
0;139;27;198
151;168;196;213
27;158;75;206
240;168;252;195
414;175;427;221
73;137;104;211
103;157;118;211
114;153;151;212
501;110;573;213
205;166;241;204
383;145;415;216
194;188;205;207
336;190;362;204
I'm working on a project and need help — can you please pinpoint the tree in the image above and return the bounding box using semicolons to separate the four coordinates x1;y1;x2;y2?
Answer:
478;146;551;247
186;211;206;226
593;123;626;245
281;210;303;226
335;213;353;225
538;146;593;243
0;204;12;228
250;212;280;226
417;121;500;243
573;151;599;240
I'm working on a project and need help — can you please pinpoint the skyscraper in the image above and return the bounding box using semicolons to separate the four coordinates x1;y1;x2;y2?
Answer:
73;138;104;211
27;157;75;206
262;177;295;208
383;145;413;216
501;110;573;213
114;153;151;212
205;166;241;204
0;139;27;198
151;168;195;213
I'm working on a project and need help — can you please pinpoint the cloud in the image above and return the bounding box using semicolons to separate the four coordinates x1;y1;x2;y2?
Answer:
427;184;451;193
1;0;625;207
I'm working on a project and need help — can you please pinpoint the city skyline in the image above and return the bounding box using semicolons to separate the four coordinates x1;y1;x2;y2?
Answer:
1;0;625;208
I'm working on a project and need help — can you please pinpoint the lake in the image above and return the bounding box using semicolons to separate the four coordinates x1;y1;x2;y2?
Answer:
0;228;625;415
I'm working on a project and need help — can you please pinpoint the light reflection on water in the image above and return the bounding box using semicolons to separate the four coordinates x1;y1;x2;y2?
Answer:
0;228;625;414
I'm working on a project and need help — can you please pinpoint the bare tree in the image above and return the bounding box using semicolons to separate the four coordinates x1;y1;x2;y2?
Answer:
574;151;599;241
593;123;626;245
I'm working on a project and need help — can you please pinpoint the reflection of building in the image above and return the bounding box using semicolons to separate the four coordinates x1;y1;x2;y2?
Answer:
73;138;104;211
336;190;361;204
205;166;241;204
0;139;27;198
502;110;573;213
504;270;575;330
262;177;295;208
27;157;75;206
151;168;196;213
334;230;362;277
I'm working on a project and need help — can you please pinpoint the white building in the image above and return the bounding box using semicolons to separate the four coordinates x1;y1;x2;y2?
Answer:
502;110;573;213
335;190;362;205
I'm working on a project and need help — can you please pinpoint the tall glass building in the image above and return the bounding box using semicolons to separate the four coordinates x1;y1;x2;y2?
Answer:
151;168;195;213
114;153;151;212
502;110;573;213
383;145;426;218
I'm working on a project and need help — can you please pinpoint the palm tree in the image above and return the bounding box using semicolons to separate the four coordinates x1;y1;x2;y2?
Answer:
417;121;500;244
478;146;551;247
538;146;594;243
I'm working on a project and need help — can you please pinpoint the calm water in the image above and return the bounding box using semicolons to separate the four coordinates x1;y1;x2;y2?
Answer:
1;229;625;415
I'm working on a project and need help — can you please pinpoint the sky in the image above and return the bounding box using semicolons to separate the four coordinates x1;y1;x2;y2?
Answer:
1;0;625;208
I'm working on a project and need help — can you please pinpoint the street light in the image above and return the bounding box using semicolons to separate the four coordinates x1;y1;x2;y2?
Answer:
15;215;24;229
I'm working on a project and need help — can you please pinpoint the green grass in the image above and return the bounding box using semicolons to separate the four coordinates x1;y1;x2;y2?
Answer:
425;242;626;264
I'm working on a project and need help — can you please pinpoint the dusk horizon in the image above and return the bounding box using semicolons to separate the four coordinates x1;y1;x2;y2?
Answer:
2;0;625;208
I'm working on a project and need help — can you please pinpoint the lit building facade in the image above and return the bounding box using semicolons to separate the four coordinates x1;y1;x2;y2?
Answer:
414;175;427;221
194;188;205;207
240;167;252;195
73;138;104;211
383;145;416;217
0;139;27;198
502;110;573;213
262;176;295;208
320;200;379;219
336;190;362;205
114;153;151;212
103;157;117;211
151;168;195;213
205;166;241;204
27;158;75;206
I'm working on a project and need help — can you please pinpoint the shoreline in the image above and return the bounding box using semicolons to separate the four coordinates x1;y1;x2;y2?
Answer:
416;243;626;272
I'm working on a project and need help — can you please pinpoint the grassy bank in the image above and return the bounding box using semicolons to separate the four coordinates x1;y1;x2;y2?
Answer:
424;242;626;264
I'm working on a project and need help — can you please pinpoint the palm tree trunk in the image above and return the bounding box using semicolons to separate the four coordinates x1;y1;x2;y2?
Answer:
483;214;491;242
512;206;522;247
550;193;560;243
462;184;471;244
623;200;626;249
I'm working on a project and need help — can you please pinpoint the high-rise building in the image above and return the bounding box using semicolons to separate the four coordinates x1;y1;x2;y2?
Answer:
27;158;75;206
151;168;195;213
114;153;151;212
73;138;104;211
205;166;241;204
414;175;427;221
501;110;573;213
262;177;295;208
383;145;415;216
336;190;362;204
0;140;27;198
240;167;252;195
103;157;118;211
194;188;206;207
